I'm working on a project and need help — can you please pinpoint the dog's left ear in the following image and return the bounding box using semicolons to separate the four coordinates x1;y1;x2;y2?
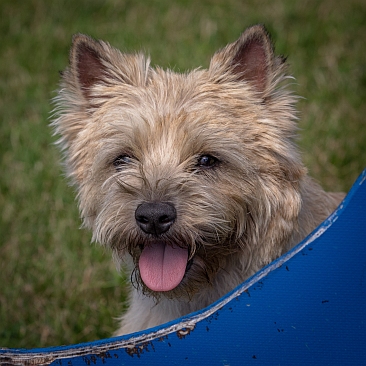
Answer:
209;25;284;94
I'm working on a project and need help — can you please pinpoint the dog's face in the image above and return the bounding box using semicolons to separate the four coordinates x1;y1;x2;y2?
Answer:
69;72;259;298
53;25;305;298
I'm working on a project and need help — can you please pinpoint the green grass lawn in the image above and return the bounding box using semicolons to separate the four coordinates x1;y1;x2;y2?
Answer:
1;0;365;349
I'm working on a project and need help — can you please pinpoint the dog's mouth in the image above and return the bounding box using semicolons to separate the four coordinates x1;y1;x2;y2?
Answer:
138;241;189;292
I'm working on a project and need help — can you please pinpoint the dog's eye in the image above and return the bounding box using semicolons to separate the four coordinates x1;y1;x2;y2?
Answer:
113;154;132;170
197;154;218;169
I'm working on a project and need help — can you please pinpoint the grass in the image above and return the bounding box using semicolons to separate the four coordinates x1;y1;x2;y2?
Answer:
1;0;365;349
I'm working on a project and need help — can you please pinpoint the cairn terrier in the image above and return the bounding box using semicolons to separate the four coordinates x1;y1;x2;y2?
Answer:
53;25;344;336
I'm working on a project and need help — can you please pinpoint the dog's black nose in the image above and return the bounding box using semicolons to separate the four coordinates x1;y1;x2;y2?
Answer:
135;202;176;235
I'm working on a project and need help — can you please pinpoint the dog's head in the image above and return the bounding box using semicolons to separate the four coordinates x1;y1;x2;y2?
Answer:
52;25;305;298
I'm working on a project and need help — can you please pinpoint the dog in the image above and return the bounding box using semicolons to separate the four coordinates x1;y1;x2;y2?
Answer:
52;24;344;335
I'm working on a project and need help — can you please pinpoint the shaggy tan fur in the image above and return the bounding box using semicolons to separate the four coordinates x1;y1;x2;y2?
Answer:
52;25;344;336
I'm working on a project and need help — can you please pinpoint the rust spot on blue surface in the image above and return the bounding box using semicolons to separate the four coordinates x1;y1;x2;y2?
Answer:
125;342;154;358
176;325;195;339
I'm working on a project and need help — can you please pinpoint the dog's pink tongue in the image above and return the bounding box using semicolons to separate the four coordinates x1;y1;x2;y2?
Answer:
139;242;188;292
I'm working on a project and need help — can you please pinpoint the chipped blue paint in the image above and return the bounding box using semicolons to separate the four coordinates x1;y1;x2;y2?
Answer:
1;169;365;365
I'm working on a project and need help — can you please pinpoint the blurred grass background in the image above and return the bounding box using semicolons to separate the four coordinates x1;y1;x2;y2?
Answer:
1;0;365;349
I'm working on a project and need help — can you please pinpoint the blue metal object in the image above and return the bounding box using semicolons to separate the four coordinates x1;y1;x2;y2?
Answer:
1;169;365;365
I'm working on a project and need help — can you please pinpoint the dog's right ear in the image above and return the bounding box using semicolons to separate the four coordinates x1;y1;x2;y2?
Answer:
69;34;108;100
68;34;122;101
66;34;150;101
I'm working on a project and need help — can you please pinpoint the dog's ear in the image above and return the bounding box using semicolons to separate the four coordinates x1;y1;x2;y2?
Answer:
70;35;107;99
67;34;150;100
209;25;284;94
68;34;112;100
